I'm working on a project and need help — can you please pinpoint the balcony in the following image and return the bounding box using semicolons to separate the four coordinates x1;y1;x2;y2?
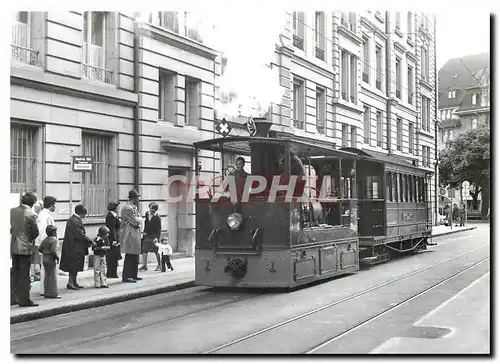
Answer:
362;72;369;83
11;22;40;66
315;47;325;61
82;42;113;84
293;34;304;50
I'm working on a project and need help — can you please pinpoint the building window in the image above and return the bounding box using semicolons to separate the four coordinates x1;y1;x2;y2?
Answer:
293;77;305;129
159;70;176;122
81;133;115;218
448;90;456;99
393;172;399;202
363;105;370;144
421;146;431;167
292;12;305;50
396;117;402;151
386;172;393;202
421;96;430;131
350;55;357;103
472;93;478;105
409;122;414;153
395;12;401;30
316;87;326;134
407;12;413;42
342;124;349;147
315;12;325;60
375;45;383;90
10;123;42;194
185;78;200;127
149;12;179;33
362;38;369;83
407;65;414;104
376;110;383;147
351;126;357;147
472;118;478;129
82;12;113;84
341;50;349;101
11;12;40;66
427;146;431;167
348;12;357;32
421;46;429;82
395;57;402;99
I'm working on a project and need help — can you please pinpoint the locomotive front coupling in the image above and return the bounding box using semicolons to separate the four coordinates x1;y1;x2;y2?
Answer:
224;257;248;279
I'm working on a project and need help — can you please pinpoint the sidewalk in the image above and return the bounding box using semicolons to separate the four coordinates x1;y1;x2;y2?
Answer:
11;224;480;324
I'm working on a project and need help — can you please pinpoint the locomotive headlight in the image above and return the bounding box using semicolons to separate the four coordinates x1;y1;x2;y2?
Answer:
227;213;243;231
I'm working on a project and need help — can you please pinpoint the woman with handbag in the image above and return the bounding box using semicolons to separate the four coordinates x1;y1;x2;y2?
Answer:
139;202;162;271
105;200;122;278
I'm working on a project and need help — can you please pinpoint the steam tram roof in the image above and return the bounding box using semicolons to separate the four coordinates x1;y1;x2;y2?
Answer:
194;136;358;159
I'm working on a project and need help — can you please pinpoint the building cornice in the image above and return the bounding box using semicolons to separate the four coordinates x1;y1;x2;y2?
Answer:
10;66;138;107
455;107;490;115
360;16;387;40
394;41;406;54
138;23;219;60
338;24;363;45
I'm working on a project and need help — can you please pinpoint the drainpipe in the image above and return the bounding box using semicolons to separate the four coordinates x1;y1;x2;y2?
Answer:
433;16;439;226
133;21;140;191
385;12;392;152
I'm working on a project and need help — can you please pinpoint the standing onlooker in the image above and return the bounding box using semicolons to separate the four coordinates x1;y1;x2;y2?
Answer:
60;204;93;290
35;196;57;296
139;202;162;272
92;226;110;288
452;203;460;227
30;200;44;283
459;204;466;227
120;189;143;283
155;237;174;272
11;192;39;307
38;225;60;299
105;201;121;279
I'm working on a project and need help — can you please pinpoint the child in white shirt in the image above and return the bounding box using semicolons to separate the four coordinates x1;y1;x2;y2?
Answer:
155;238;174;272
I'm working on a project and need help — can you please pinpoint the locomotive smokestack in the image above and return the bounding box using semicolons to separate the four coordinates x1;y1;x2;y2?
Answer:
253;117;273;137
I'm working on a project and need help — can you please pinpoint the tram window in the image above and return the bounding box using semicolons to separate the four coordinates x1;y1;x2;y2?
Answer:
386;172;393;202
392;173;398;202
414;176;417;202
409;176;413;202
398;174;403;203
404;175;409;202
372;176;380;199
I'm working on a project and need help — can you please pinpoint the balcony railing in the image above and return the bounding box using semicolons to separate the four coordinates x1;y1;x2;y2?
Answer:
82;42;113;84
293;34;304;50
362;72;369;83
315;47;325;60
11;22;40;66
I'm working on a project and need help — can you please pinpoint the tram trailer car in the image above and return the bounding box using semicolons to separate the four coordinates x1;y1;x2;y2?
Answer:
338;148;434;267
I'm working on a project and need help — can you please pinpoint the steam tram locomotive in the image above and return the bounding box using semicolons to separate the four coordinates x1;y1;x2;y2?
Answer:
194;122;433;288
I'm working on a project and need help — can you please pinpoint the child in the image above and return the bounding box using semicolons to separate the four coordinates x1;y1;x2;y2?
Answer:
155;237;174;272
92;226;111;288
38;225;60;299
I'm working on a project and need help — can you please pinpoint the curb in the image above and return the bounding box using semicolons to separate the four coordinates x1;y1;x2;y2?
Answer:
11;280;195;325
431;226;477;238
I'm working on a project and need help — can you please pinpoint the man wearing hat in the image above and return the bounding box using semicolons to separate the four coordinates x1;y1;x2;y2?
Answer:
120;189;143;283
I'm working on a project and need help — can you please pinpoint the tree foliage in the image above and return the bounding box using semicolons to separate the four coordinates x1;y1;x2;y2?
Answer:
439;125;490;213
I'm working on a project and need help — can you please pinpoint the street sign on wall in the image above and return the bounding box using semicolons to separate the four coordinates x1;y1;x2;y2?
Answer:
72;156;93;172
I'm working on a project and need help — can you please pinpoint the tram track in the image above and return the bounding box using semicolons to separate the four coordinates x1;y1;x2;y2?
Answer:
304;256;489;354
204;244;489;354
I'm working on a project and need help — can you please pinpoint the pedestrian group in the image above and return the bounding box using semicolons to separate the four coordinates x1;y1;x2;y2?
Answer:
11;189;174;307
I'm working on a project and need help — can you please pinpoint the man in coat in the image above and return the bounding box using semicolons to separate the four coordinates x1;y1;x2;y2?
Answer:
120;189;143;283
60;204;93;290
11;192;39;307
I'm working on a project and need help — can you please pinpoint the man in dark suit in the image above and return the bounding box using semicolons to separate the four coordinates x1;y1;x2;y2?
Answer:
60;204;93;290
11;192;39;307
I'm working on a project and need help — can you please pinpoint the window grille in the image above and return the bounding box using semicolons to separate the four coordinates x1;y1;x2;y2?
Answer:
81;133;113;218
10;124;39;194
